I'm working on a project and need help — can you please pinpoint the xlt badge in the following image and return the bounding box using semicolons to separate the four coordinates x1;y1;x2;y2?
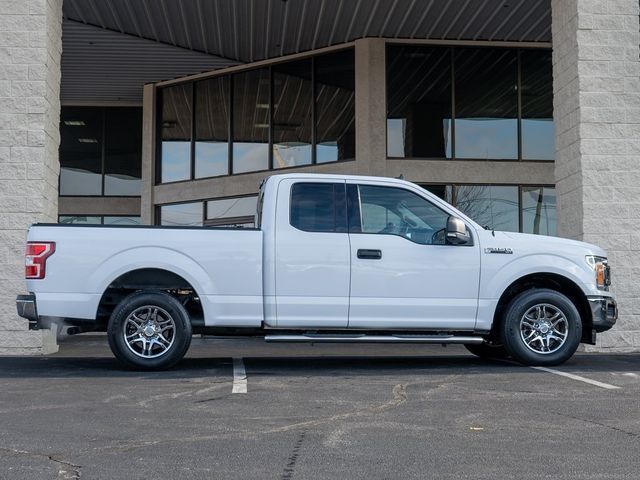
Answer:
485;247;513;254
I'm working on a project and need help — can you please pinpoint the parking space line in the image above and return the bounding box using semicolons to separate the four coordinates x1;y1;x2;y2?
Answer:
232;357;247;394
532;366;621;390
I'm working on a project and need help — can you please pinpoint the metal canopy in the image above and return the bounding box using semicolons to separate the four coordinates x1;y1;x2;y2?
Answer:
61;0;551;102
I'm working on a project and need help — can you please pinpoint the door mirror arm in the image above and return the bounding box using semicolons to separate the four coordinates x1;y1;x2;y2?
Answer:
446;216;471;245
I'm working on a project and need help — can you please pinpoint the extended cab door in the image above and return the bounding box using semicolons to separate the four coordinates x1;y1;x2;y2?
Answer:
274;179;350;328
347;182;481;330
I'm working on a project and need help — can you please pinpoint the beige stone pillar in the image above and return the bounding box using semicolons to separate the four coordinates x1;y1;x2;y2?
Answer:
354;38;387;176
0;0;63;354
552;0;640;350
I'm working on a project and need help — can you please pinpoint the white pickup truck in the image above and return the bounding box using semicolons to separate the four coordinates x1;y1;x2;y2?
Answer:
17;173;617;369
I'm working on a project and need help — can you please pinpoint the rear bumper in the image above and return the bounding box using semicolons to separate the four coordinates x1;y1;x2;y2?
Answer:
16;293;39;329
588;296;618;332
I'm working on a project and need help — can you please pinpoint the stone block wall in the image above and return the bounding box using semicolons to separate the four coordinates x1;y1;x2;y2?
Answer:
552;0;640;350
0;0;62;354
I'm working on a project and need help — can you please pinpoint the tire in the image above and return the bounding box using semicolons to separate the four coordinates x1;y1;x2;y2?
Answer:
464;342;510;360
107;291;192;370
500;288;582;366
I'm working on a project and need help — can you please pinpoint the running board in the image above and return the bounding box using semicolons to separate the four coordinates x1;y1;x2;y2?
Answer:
264;334;483;344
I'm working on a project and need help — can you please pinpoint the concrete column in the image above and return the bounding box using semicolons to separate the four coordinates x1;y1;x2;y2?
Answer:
0;0;63;354
140;83;156;224
552;0;640;350
354;38;387;176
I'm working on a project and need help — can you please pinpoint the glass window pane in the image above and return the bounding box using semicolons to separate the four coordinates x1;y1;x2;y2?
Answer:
358;185;449;245
420;184;453;204
387;46;452;158
315;49;355;163
59;107;103;195
58;215;102;225
195;77;230;178
206;196;257;227
160;84;192;183
521;50;555;160
103;216;141;226
522;186;556;235
290;183;339;232
455;185;519;232
159;202;203;227
232;68;270;174
454;49;518;160
273;59;313;169
104;108;142;196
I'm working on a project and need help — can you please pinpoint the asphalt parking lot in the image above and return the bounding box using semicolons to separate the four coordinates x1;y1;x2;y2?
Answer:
0;335;638;480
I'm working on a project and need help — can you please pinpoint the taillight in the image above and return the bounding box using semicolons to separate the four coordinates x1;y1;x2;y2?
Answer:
25;242;55;279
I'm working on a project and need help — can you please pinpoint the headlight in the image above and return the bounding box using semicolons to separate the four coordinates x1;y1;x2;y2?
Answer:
585;255;610;290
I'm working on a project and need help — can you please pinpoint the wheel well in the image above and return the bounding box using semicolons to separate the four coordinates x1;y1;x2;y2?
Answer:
492;273;592;343
96;268;204;329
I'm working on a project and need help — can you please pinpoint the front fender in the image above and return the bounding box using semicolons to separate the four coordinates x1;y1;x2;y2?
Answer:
481;254;593;300
476;254;594;331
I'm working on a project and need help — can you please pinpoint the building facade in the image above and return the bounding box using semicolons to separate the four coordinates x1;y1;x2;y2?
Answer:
1;0;639;353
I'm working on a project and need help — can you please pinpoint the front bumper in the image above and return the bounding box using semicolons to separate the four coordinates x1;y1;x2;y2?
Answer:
588;296;618;332
16;294;39;329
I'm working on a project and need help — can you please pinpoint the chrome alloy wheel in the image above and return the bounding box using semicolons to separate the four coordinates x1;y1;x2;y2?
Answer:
123;305;176;359
519;303;568;354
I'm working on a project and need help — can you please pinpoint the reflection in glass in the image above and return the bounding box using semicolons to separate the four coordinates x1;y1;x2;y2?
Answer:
233;69;270;174
358;185;449;245
272;59;313;169
160;84;192;183
206;196;257;227
103;216;141;226
386;46;452;158
454;49;518;159
421;184;453;204
522;186;556;235
160;202;203;227
58;215;102;225
315;50;355;163
455;185;519;232
59;107;103;195
521;50;555;160
290;183;338;232
195;77;229;178
104;108;142;195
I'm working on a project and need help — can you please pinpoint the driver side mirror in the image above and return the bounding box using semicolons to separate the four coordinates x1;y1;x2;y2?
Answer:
446;216;471;245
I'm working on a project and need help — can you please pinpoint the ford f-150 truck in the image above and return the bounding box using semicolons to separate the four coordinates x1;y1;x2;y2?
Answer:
16;173;617;370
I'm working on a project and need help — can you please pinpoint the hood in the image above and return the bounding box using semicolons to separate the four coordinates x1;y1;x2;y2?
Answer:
490;231;608;258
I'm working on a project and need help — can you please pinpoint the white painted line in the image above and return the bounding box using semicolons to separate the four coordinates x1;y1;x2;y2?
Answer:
532;366;621;390
232;357;247;394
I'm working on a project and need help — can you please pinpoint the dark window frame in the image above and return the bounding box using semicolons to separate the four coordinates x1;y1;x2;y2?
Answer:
156;47;356;186
386;45;554;163
420;182;556;234
59;106;143;198
58;215;141;225
156;193;259;228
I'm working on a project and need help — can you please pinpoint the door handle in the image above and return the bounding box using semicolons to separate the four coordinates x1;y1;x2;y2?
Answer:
357;249;382;260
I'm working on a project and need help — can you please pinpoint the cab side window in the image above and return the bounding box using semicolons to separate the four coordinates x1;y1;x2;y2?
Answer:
290;182;346;233
356;185;449;245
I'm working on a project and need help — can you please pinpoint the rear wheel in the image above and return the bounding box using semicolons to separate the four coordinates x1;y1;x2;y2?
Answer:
464;342;510;360
107;291;192;370
501;288;581;366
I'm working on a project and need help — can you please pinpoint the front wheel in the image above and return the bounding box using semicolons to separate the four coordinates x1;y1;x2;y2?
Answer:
107;291;192;370
501;288;582;366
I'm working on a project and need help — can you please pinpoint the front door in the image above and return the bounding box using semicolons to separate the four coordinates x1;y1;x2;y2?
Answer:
274;179;350;328
347;182;481;330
